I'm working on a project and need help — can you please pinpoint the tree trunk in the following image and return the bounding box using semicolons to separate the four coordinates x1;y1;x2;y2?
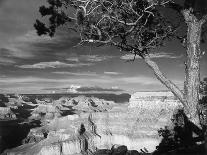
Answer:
143;10;206;128
183;10;203;126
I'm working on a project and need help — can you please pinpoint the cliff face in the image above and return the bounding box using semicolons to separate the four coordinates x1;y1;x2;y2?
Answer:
129;91;182;110
4;108;176;154
3;92;182;155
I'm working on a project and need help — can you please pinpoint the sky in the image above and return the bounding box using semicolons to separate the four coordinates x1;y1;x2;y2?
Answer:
0;0;207;94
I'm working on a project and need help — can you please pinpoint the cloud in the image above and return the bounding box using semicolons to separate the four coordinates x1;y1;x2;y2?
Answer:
118;76;184;87
118;76;161;85
120;52;182;60
0;73;184;93
16;30;53;43
66;57;79;62
1;31;54;59
0;48;17;65
0;57;16;65
0;0;5;6
0;76;118;93
104;72;123;75
0;75;159;86
53;71;123;76
82;55;114;62
52;71;97;76
66;55;114;62
17;61;93;69
1;29;80;60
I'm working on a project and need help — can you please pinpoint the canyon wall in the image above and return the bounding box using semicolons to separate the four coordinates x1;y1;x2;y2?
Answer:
3;91;182;155
129;91;182;110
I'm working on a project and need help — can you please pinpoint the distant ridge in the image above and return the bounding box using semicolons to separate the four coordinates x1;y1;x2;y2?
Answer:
0;93;131;104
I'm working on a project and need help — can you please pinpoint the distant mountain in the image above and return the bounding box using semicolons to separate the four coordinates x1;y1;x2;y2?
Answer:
18;93;131;104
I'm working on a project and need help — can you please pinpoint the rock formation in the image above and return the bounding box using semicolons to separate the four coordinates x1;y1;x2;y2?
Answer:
0;107;16;120
129;91;182;110
29;104;63;122
3;91;182;154
71;96;114;112
5;95;27;107
22;128;49;144
4;106;171;154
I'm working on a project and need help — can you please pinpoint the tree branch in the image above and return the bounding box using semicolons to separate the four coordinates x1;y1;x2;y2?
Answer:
143;55;187;109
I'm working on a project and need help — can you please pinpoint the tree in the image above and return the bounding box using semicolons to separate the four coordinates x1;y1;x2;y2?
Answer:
34;0;207;126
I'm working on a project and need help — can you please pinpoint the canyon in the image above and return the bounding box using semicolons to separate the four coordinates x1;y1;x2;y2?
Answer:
1;91;181;154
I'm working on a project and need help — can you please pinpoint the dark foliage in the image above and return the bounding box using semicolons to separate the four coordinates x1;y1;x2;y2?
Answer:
34;0;207;57
200;77;207;96
34;0;71;37
184;0;207;19
155;109;204;154
199;77;207;131
199;96;207;130
33;0;179;58
79;123;86;135
34;20;50;36
0;94;9;107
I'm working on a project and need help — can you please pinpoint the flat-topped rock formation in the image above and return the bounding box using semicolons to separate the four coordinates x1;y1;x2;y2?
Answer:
131;91;176;98
129;91;182;110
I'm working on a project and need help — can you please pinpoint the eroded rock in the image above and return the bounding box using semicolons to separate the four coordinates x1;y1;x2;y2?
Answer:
0;107;16;120
3;92;182;154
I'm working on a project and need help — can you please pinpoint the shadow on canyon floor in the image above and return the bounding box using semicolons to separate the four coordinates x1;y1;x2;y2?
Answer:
0;120;41;153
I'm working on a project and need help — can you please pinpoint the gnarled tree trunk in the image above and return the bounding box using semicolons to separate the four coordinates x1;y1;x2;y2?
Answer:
183;10;203;126
143;10;207;128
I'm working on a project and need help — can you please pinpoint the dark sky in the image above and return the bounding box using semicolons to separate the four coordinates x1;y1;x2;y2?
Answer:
0;0;207;94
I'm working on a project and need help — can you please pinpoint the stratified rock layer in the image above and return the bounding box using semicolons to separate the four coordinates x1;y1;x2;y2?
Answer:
129;91;182;109
3;91;182;155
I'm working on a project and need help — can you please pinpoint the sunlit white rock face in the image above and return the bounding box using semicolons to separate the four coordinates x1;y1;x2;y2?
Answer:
129;91;182;110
